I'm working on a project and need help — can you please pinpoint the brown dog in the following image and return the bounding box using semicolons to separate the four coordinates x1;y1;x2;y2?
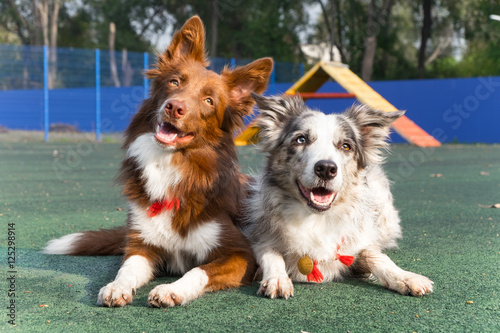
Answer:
44;16;273;307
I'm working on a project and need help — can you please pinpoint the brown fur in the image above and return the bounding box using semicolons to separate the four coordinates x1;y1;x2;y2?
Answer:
70;226;127;256
201;213;256;291
117;18;272;237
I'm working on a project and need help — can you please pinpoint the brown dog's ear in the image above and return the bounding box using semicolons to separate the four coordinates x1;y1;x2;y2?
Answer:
221;57;274;132
165;16;208;65
147;16;208;81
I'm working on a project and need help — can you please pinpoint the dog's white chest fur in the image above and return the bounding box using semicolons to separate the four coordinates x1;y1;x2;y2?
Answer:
127;134;221;273
277;207;370;281
127;134;183;201
281;212;346;260
129;203;221;273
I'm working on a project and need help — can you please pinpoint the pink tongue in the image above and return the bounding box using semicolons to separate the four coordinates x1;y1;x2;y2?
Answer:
157;123;180;142
312;188;333;203
161;131;177;141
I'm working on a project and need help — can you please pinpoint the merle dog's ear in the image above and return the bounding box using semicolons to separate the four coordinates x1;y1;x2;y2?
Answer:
252;93;306;152
345;105;404;167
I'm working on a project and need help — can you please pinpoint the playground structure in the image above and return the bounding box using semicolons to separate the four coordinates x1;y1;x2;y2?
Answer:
235;61;441;147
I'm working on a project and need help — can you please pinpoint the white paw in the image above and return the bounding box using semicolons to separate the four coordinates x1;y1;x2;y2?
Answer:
148;268;208;308
148;283;192;308
384;272;434;297
97;281;135;307
258;275;294;299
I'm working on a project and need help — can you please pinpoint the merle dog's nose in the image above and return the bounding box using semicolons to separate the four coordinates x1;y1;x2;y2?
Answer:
165;99;186;119
314;160;337;180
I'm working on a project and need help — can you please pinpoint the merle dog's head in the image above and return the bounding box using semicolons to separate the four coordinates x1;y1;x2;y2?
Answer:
252;93;404;213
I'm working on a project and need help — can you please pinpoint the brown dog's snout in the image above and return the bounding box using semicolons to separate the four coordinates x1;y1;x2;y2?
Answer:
165;99;187;119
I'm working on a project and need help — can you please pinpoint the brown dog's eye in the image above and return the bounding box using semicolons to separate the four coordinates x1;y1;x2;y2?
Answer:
169;79;179;87
203;97;213;106
342;143;352;151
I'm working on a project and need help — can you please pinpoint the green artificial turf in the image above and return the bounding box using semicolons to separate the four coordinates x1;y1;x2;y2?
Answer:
1;141;499;332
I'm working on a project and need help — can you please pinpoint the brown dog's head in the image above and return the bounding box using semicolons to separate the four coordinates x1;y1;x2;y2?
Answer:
124;16;273;150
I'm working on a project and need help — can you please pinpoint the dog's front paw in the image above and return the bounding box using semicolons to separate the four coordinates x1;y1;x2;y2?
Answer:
148;284;190;308
385;272;434;297
97;282;135;307
404;273;434;296
258;276;294;299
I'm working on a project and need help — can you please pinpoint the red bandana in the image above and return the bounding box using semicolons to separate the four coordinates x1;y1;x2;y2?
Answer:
147;198;180;217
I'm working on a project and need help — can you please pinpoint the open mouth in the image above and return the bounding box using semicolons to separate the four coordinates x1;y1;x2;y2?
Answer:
297;181;336;211
155;122;194;146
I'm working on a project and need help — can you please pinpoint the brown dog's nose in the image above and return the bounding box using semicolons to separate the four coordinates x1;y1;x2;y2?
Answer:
165;99;187;119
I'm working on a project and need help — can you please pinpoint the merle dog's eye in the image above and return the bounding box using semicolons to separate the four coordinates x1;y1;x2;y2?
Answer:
342;143;352;151
169;79;179;87
296;136;307;144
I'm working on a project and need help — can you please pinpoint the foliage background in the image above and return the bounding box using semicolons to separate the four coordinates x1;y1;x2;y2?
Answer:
1;0;500;81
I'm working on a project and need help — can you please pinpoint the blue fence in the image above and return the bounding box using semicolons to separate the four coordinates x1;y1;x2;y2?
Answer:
0;44;304;141
1;44;499;143
273;78;500;144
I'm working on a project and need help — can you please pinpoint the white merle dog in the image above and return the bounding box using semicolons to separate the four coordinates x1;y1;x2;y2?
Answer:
243;93;434;299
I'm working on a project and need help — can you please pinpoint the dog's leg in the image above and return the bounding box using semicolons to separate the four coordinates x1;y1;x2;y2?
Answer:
148;250;255;307
256;247;294;299
148;266;208;307
148;221;256;308
97;232;162;307
97;254;155;307
357;248;433;296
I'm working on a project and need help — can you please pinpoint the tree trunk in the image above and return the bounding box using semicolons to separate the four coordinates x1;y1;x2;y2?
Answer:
37;0;52;87
49;0;60;88
361;0;377;81
23;48;29;89
32;0;41;45
378;0;395;78
361;36;376;81
49;1;59;49
361;0;394;81
418;0;432;78
121;49;133;86
38;0;49;46
210;0;218;58
318;0;336;61
331;0;345;62
109;22;121;87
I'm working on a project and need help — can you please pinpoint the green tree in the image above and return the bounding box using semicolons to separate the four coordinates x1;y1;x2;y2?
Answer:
166;0;309;61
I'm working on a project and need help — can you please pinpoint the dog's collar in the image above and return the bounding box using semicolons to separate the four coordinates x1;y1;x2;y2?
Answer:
297;237;355;283
147;198;180;217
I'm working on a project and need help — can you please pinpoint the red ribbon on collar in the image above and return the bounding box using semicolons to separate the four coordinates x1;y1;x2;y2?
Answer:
147;198;180;217
307;260;324;283
336;254;355;267
305;237;355;283
335;238;355;267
